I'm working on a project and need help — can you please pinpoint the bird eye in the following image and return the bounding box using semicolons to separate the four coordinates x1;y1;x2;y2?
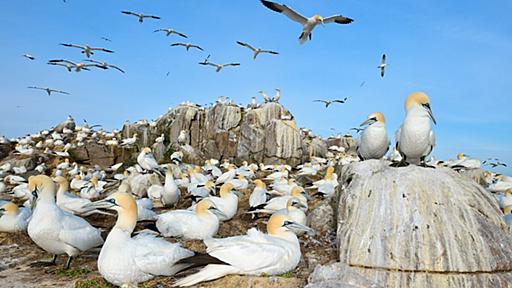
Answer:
108;199;116;205
283;220;293;227
422;103;431;109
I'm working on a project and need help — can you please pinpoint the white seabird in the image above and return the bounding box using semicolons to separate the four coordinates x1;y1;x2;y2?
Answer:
0;202;31;232
173;214;313;287
59;43;114;58
378;54;388;77
260;0;353;44
393;92;436;167
154;28;187;38
122;11;161;23
84;192;193;287
236;41;279;60
27;175;104;269
356;112;390;160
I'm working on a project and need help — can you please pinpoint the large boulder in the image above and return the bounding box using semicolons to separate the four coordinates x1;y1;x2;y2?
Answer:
323;160;512;287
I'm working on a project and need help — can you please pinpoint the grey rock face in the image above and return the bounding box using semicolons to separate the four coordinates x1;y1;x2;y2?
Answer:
329;159;512;287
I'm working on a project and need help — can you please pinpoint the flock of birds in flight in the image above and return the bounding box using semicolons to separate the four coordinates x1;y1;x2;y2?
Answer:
23;0;390;108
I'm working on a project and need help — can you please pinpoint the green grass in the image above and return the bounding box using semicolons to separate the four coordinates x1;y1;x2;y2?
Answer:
56;267;91;278
278;271;295;278
74;278;112;288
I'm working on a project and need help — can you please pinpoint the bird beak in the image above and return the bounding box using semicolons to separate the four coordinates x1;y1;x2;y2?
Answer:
31;189;38;210
294;201;308;209
426;106;437;125
210;207;228;219
286;221;315;235
83;199;115;210
0;209;5;217
302;192;312;201
359;118;374;127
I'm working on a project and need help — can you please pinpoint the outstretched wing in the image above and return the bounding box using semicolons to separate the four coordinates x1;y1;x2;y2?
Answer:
260;49;279;55
381;54;386;64
260;0;308;24
121;11;139;17
60;43;85;49
236;41;257;51
109;65;125;73
175;31;188;38
323;15;354;24
48;59;77;65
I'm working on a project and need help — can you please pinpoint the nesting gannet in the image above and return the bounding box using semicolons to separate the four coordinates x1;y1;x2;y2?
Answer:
135;198;157;221
260;0;353;44
156;199;225;240
84;59;125;73
313;97;349;108
249;179;268;209
264;167;288;180
308;166;339;197
447;153;481;170
171;42;204;51
249;186;310;213
23;54;35;60
215;164;236;185
393;92;436;167
53;176;109;217
27;175;104;268
188;180;216;202
154;28;187;38
80;176;102;199
121;133;137;146
378;54;388;77
84;192;192;287
236;41;279;60
226;175;249;190
27;86;70;96
199;61;240;72
200;183;240;221
122;11;161;23
60;43;114;58
0;202;31;232
174;214;313;287
137;147;163;174
357;112;390;160
273;198;307;226
161;167;181;206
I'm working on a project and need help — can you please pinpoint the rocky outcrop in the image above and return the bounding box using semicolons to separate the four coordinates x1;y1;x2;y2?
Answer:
314;160;512;287
121;102;350;166
68;143;136;167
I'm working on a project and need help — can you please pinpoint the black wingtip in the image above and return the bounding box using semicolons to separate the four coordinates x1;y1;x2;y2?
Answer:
261;0;283;13
248;203;266;211
175;253;228;274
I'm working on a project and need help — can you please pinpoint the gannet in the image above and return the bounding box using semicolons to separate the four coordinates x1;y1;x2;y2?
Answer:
378;54;387;77
393;92;436;166
259;90;271;103
236;41;279;60
0;202;31;232
307;166;339;197
48;59;107;72
447;153;481;170
273;198;307;226
27;86;70;96
199;183;240;221
498;189;512;210
177;130;187;145
203;160;222;178
199;61;240;72
135;198;157;221
53;176;109;217
249;186;310;213
161;167;180;206
59;43;114;58
84;192;192;287
137;147;163;174
215;165;236;185
313;97;349;107
171;42;204;51
84;59;125;73
260;0;353;44
154;28;187;38
122;11;161;23
174;214;313;287
226;175;249;190
23;54;35;60
265;167;288;180
249;180;268;209
80;176;102;199
121;133;137;146
357;112;390;160
188;180;216;202
156;199;225;240
272;88;281;102
27;175;104;269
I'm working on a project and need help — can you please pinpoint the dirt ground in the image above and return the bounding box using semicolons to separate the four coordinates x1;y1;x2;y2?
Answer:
0;173;338;288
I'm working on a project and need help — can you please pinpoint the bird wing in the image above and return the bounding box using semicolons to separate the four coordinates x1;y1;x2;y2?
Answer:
58;213;103;251
133;233;193;276
171;43;185;47
83;59;101;64
109;64;125;73
205;229;287;271
381;54;386;64
225;63;240;67
313;100;328;104
323;15;354;24
332;99;347;104
54;90;70;95
49;59;77;65
144;15;161;19
260;0;308;24
60;43;85;49
175;31;188;38
236;41;257;51
121;11;139;17
260;49;279;54
192;45;204;51
90;47;114;53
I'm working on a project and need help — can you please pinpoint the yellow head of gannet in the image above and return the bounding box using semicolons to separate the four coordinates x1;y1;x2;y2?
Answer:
53;176;69;190
404;92;436;124
86;192;138;232
254;179;266;189
325;166;335;179
291;186;311;201
267;214;313;237
142;147;152;153
313;15;324;24
91;176;99;187
0;202;19;216
205;180;215;190
219;183;235;198
194;166;202;173
360;112;385;127
285;198;307;211
505;188;512;198
457;153;468;160
195;199;227;218
29;175;57;199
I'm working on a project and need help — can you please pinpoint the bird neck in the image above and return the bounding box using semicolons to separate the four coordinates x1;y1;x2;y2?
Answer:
114;209;137;233
57;181;69;196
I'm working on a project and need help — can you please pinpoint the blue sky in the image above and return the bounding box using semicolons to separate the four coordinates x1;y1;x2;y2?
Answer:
1;0;511;174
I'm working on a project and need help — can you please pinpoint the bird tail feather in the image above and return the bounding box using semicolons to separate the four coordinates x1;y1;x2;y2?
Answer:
173;264;238;287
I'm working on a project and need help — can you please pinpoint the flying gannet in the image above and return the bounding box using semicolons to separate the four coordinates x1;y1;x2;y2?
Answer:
23;54;35;60
171;42;204;51
356;112;390;160
48;59;107;72
122;11;161;23
313;97;349;108
260;0;354;44
27;86;70;96
60;43;114;58
84;59;125;73
199;61;240;72
236;41;279;60
27;175;104;269
84;192;193;287
173;214;313;287
154;28;187;38
378;54;388;77
393;92;436;167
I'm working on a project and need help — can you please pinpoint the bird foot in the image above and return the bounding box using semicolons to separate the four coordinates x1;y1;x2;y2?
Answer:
389;161;409;168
